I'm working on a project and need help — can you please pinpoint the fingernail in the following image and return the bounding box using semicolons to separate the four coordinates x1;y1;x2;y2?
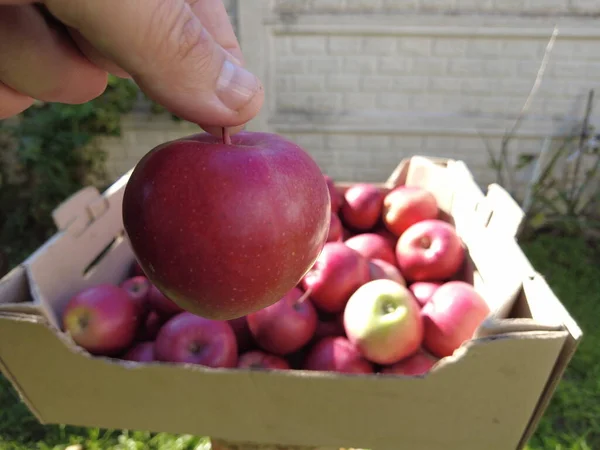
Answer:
216;60;261;111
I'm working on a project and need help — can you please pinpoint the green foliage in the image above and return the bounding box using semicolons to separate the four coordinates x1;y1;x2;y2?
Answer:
0;76;140;274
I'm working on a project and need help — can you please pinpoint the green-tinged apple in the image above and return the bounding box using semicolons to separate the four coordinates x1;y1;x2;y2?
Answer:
343;279;423;365
122;130;330;321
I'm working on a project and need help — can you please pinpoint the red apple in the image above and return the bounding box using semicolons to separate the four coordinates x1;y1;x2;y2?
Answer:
344;279;423;365
324;175;343;213
382;186;439;237
122;131;331;321
373;226;398;248
247;287;317;355
136;310;166;342
148;284;184;318
123;341;155;362
381;349;438;376
327;212;343;242
120;276;151;316
409;281;443;307
303;337;374;374
227;316;255;353
131;259;145;277
237;350;290;370
422;281;491;358
396;219;465;282
301;242;371;313
344;233;397;266
340;184;384;231
154;312;238;368
368;259;406;286
62;285;139;356
313;313;346;342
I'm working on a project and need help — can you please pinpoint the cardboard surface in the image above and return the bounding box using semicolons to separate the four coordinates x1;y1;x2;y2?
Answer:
0;156;582;450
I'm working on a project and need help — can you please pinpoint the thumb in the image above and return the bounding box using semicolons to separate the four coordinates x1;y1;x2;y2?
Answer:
44;0;264;129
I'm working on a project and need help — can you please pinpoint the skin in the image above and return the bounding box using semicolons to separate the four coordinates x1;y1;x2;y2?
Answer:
0;0;264;137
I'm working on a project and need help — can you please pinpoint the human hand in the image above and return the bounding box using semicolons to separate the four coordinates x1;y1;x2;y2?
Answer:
0;0;264;136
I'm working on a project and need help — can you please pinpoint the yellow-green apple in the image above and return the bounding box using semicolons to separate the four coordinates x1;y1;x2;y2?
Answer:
344;233;397;266
148;284;184;318
421;281;491;358
228;316;255;353
368;259;406;286
123;341;155;362
303;336;374;374
409;281;443;307
381;348;438;376
327;212;343;242
301;242;371;313
343;279;423;365
382;186;438;237
247;287;317;355
396;219;465;282
62;285;139;356
324;175;343;213
154;312;238;368
122;131;330;321
120;276;151;317
237;350;290;370
340;184;384;231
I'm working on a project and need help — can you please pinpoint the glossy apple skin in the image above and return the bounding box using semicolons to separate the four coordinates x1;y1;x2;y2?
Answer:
381;348;438;376
343;279;423;365
247;287;317;355
382;186;439;237
324;175;343;213
327;212;343;242
148;284;184;318
237;350;290;370
123;341;155;362
154;312;238;368
62;285;139;356
409;281;444;308
421;281;491;358
120;276;151;317
345;233;397;266
340;184;384;231
368;259;406;286
396;219;465;282
301;242;371;314
122;131;330;321
303;337;374;374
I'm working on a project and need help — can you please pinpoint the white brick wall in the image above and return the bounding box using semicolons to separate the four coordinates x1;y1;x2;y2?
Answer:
104;0;600;194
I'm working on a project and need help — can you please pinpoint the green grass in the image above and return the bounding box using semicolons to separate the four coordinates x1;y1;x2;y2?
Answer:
0;232;598;450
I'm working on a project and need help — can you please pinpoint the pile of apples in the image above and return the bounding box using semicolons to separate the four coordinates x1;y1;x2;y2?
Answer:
61;177;491;377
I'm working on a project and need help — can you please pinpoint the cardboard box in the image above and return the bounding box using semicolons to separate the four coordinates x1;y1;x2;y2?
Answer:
0;156;581;450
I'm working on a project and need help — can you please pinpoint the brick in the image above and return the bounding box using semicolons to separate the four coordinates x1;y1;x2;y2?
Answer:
309;57;342;73
410;95;447;111
397;37;433;56
326;134;359;150
311;93;343;112
382;0;420;11
294;75;326;92
343;56;377;74
378;56;412;74
428;77;461;93
550;62;588;78
375;93;412;110
326;74;361;91
500;79;536;96
310;0;346;11
499;39;545;58
275;75;294;92
328;36;363;55
344;93;377;110
461;78;495;94
525;0;568;13
421;0;458;9
392;76;428;92
391;136;426;149
448;59;486;76
277;93;311;111
346;0;383;11
359;135;392;150
492;0;526;12
433;38;468;57
276;57;306;74
361;75;394;92
274;37;292;56
289;133;326;152
362;36;397;55
466;38;503;58
456;0;494;9
292;36;328;55
411;57;447;75
484;60;517;77
424;136;458;151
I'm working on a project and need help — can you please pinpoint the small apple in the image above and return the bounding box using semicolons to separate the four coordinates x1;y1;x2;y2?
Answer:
154;312;238;368
122;130;331;321
340;184;384;231
62;285;139;356
409;281;443;307
123;341;155;363
381;348;438;376
368;259;406;286
237;350;290;371
148;284;184;318
396;219;465;282
382;186;439;237
422;281;491;358
327;212;343;242
301;242;371;313
344;233;397;266
324;175;343;213
227;316;255;353
247;287;317;355
303;337;374;374
343;279;423;365
120;276;151;316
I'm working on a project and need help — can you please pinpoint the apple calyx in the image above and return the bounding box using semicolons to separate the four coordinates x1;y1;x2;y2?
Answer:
188;342;205;355
65;309;90;334
381;299;399;315
419;236;432;249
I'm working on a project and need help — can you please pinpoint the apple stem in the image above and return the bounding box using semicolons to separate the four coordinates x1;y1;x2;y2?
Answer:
297;287;313;305
222;127;231;145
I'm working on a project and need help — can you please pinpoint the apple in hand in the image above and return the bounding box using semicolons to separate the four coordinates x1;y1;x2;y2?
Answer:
154;312;238;368
228;316;255;353
409;281;443;307
120;276;151;316
344;233;397;266
422;281;491;358
340;184;384;231
122;131;331;321
382;186;439;237
247;287;317;355
303;337;374;374
368;259;406;286
123;341;155;363
62;285;139;356
396;219;465;282
238;350;290;370
381;348;438;376
301;242;371;313
324;175;343;213
148;284;184;318
343;279;423;365
327;212;343;242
